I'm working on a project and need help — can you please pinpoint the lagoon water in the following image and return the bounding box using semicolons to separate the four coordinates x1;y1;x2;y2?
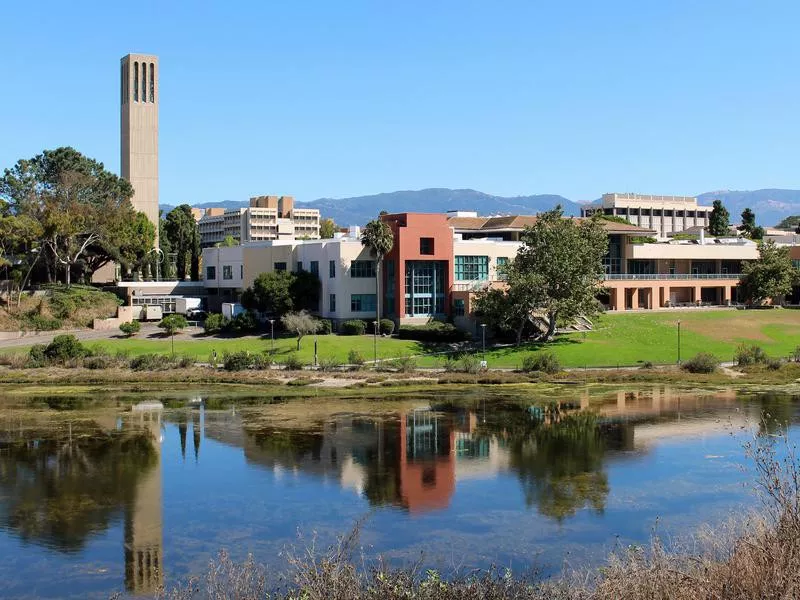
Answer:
0;386;797;598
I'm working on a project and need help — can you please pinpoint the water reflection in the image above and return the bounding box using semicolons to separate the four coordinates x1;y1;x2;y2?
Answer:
0;387;796;597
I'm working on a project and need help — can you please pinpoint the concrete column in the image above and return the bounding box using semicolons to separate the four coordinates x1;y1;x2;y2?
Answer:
693;285;702;303
630;287;639;309
612;288;625;311
723;285;732;305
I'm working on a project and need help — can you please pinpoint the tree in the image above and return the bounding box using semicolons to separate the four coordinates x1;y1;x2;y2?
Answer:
0;147;149;285
360;218;394;321
474;267;542;345
775;215;800;231
499;207;608;341
215;235;238;247
158;313;188;336
281;310;319;350
738;240;797;306
708;199;731;237
319;218;336;239
241;271;295;316
291;270;321;312
739;207;756;237
164;205;200;280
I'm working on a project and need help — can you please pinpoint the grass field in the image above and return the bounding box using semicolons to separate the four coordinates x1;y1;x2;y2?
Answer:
4;308;800;369
80;333;423;365
464;309;800;369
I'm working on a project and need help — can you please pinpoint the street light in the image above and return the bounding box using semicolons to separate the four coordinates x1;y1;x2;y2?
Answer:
373;320;379;367
480;323;487;361
314;331;318;368
269;319;275;354
677;320;682;364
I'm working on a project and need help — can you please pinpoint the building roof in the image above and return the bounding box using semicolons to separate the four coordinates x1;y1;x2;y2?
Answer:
447;214;655;235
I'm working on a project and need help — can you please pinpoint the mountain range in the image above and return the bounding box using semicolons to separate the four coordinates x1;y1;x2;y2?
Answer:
164;188;800;228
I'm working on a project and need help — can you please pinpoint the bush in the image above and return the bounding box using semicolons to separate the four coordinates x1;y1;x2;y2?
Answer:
44;334;86;363
682;352;719;374
26;345;47;368
766;357;784;371
158;314;188;336
442;353;482;373
119;320;141;337
130;354;170;371
316;319;332;335
735;344;768;366
203;313;226;334
318;357;340;372
340;320;366;335
230;311;259;334
283;353;305;371
252;353;273;370
397;322;468;342
793;346;800;363
381;355;417;372
25;314;62;331
379;319;395;335
521;352;561;374
347;349;365;368
223;351;255;371
83;355;116;370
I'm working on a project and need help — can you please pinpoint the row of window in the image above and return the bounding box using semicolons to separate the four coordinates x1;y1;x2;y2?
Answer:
206;265;244;280
123;61;155;104
601;207;710;218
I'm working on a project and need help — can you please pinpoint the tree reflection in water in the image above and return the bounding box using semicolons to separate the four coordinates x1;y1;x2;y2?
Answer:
0;419;158;552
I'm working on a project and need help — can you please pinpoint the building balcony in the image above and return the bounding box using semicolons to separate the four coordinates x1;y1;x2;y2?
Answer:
604;273;741;281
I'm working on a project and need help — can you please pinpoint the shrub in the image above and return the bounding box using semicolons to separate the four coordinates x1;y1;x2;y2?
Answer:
340;320;366;336
379;318;395;335
682;352;719;374
381;355;417;372
735;344;768;366
44;334;86;363
793;346;800;363
27;345;47;368
223;351;255;371
176;355;195;368
119;320;141;337
766;357;784;371
25;314;62;331
640;360;654;369
283;353;305;371
203;313;226;334
397;322;468;342
521;352;561;374
130;354;170;371
347;349;365;368
230;311;258;334
318;357;340;372
0;353;27;369
252;353;273;370
442;353;482;373
158;314;188;336
316;319;333;335
83;355;116;370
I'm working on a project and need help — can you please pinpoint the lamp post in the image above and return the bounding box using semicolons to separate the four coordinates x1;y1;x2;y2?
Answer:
314;331;318;368
373;320;378;367
480;323;487;361
269;319;275;354
677;320;681;364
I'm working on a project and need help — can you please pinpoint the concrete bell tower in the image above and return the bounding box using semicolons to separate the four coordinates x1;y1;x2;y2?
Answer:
121;53;159;245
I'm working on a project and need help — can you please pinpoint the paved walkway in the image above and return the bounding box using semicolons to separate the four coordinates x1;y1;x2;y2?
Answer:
0;325;205;348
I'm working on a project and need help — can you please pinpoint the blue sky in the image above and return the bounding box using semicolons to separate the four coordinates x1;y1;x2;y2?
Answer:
1;1;799;205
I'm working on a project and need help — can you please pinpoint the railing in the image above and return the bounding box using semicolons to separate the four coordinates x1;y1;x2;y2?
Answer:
452;280;492;292
603;273;741;281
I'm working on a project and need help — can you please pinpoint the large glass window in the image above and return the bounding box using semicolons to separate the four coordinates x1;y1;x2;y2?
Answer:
223;265;233;280
351;294;376;313
455;256;488;281
404;261;446;317
350;260;376;278
603;235;622;275
627;259;656;275
206;266;216;280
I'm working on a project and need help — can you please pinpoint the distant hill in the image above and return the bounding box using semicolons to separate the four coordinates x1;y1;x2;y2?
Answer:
164;188;580;226
163;187;800;227
696;189;800;226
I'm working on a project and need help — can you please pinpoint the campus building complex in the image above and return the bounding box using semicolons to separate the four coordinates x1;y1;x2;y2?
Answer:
120;53;159;244
198;196;320;247
581;193;713;238
202;209;790;327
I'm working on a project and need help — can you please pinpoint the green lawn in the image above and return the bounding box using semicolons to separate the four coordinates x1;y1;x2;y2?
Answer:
458;309;800;369
81;333;423;365
6;309;800;369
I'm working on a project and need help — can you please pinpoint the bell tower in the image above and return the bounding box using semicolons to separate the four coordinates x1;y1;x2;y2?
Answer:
121;53;159;245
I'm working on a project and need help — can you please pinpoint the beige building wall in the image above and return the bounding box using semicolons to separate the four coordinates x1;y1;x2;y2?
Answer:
121;53;159;246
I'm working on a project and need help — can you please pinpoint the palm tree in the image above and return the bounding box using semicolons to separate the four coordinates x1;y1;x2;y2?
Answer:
360;218;394;322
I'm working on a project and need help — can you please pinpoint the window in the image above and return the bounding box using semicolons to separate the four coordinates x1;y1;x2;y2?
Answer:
206;266;216;280
455;256;489;281
329;260;336;278
329;293;336;312
240;265;244;279
149;62;155;102
310;261;319;275
141;62;147;102
133;61;139;101
296;261;303;272
274;262;287;271
496;257;509;280
350;260;376;278
420;237;434;255
404;261;446;317
453;298;465;316
223;265;233;280
351;294;376;313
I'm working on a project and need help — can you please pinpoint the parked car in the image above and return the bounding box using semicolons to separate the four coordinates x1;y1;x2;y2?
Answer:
186;309;208;321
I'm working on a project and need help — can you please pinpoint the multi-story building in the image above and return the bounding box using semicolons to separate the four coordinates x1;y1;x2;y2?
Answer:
582;193;713;238
198;196;320;247
202;211;794;326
